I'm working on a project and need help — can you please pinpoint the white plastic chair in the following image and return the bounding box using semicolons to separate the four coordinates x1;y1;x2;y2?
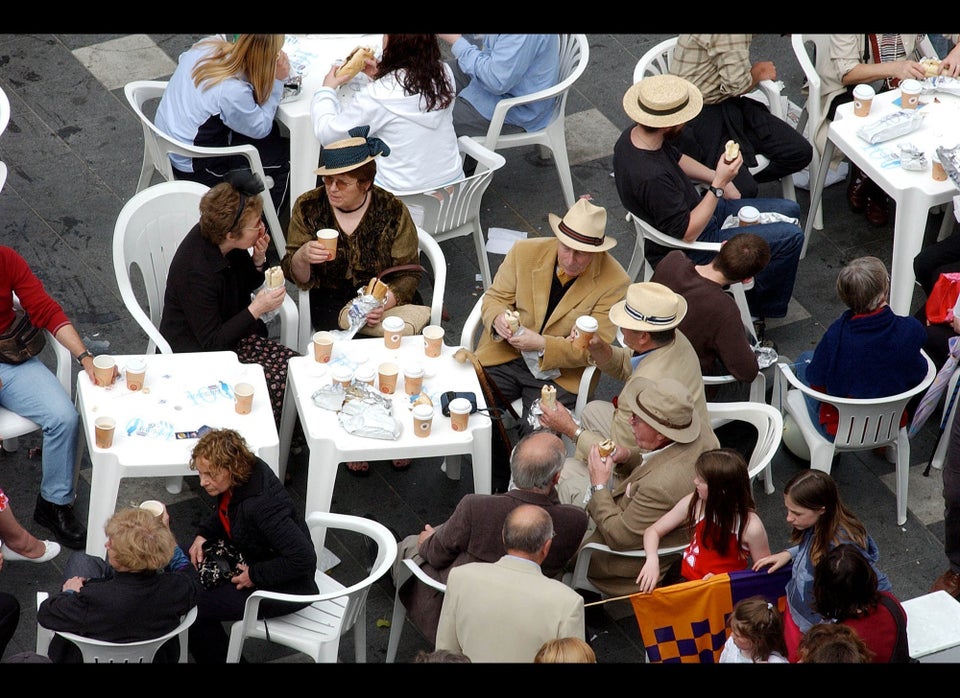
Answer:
773;353;936;525
393;136;506;289
123;80;286;259
633;36;796;202
707;400;783;495
295;227;447;353
472;33;589;209
0;85;9;138
563;541;687;597
790;34;830;242
0;294;72;454
113;181;299;356
384;557;447;663
224;510;398;663
36;592;197;663
459;294;597;422
0;160;6;194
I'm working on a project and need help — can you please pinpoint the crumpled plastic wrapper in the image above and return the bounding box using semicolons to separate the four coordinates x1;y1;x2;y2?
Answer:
312;381;401;440
938;145;960;192
856;110;925;144
922;75;960;97
755;344;779;370
899;142;927;171
720;211;801;229
331;289;383;342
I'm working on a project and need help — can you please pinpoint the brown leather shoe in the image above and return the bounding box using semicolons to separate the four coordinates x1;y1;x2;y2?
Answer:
865;192;889;226
847;167;869;212
930;569;960;598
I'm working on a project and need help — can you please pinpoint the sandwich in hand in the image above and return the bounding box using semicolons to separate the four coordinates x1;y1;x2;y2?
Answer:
922;57;942;78
724;139;740;163
365;277;390;302
264;266;285;289
504;309;521;334
335;46;376;80
540;384;557;410
598;439;616;458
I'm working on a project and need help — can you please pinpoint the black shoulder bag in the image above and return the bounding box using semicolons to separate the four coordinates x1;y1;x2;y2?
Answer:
0;309;47;364
877;593;918;663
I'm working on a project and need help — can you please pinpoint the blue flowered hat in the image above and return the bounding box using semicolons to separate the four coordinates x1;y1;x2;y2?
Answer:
314;125;390;176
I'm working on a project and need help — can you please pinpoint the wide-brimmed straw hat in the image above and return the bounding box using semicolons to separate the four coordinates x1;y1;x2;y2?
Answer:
314;125;391;176
622;74;703;128
629;377;700;444
547;199;617;253
609;282;687;332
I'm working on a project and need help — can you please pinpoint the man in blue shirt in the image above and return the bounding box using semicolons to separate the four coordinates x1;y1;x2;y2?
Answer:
438;34;560;137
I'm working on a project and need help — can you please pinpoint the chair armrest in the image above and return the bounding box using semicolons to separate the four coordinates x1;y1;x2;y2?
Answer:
626;212;722;254
278;294;299;352
36;591;53;656
403;558;446;593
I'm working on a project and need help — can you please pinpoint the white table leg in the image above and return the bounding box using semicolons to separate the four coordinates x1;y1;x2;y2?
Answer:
888;190;931;316
278;382;297;483
471;422;492;495
304;451;339;551
84;463;122;556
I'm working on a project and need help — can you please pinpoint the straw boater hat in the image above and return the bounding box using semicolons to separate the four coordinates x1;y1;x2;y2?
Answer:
548;198;617;253
630;377;700;444
622;74;703;128
314;124;391;176
609;282;687;332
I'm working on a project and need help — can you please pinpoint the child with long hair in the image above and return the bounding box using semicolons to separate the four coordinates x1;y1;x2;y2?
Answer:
719;596;789;663
635;448;771;592
753;469;891;662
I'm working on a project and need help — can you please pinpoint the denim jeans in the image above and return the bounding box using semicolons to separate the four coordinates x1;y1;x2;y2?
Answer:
794;350;832;440
0;357;79;504
688;197;804;319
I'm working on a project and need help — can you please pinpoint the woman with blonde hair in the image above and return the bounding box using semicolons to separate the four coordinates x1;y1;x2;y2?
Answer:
155;34;292;211
533;637;597;663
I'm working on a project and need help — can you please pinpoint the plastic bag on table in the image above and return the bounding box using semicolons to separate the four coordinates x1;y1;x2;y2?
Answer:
898;142;927;171
331;289;383;342
250;285;280;324
338;385;401;440
856;110;924;144
922;75;960;97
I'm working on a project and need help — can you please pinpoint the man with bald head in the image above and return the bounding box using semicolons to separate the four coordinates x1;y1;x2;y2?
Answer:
435;504;586;662
392;431;587;644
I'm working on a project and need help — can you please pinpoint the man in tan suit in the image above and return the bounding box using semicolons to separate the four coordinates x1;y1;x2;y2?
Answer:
475;198;629;437
435;504;585;662
540;282;711;471
556;377;719;597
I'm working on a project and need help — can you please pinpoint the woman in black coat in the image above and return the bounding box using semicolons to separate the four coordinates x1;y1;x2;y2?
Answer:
186;428;318;663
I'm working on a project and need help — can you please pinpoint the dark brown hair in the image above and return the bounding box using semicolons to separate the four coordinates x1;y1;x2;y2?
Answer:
784;470;868;567
686;448;755;557
812;543;881;620
376;35;454;112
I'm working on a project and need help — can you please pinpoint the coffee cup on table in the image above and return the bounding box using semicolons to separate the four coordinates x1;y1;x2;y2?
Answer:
332;366;354;389
125;357;146;391
382;316;405;350
94;416;116;448
448;397;472;432
92;355;117;387
900;79;922;110
933;155;948;182
403;363;425;396
316;228;339;259
572;315;598;351
412;403;434;438
313;331;334;363
234;382;254;414
737;205;760;227
423;325;445;358
355;365;376;385
378;362;399;394
853;83;875;117
139;500;165;519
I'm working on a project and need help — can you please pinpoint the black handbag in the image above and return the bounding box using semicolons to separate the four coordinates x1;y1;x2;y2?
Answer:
0;309;47;364
197;539;246;590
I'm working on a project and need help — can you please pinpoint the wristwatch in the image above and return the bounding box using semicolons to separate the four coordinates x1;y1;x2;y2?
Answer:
589;484;607;494
708;185;724;199
75;350;93;365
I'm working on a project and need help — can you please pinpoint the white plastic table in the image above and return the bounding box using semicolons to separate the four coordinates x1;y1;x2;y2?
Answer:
902;589;960;662
277;34;383;217
805;87;960;315
281;336;492;548
75;351;279;556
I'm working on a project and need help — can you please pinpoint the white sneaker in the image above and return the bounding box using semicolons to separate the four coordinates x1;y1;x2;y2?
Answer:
1;540;61;563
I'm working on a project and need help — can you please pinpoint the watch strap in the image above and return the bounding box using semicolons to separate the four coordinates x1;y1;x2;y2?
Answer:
76;350;93;365
709;185;724;199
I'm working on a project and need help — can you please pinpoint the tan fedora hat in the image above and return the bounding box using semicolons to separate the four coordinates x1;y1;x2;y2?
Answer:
609;282;687;332
622;74;703;128
630;377;700;444
314;124;390;176
548;198;617;253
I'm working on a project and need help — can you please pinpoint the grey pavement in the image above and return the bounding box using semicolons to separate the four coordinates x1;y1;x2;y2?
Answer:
0;33;954;664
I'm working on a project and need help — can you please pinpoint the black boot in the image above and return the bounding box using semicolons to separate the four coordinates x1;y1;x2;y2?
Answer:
33;494;86;550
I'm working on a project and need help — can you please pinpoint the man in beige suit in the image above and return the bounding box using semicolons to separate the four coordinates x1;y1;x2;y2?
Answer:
540;282;711;472
435;504;585;662
476;199;629;428
556;377;719;597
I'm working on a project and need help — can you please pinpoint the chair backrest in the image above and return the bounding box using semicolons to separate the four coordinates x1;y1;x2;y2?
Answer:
36;592;197;663
113;180;210;355
296;227;447;352
633;36;677;82
123;80;286;256
479;34;589;153
225;511;398;663
777;353;937;452
394;136;505;289
706;400;783;493
564;540;687;597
